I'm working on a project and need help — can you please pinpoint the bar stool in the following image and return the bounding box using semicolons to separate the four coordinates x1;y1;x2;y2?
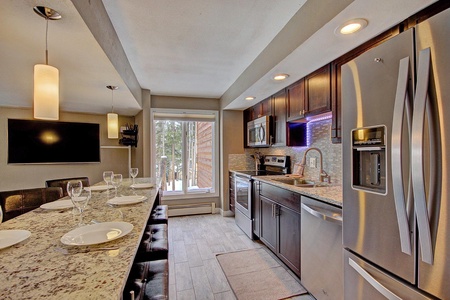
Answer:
135;224;168;262
124;259;169;300
147;205;168;224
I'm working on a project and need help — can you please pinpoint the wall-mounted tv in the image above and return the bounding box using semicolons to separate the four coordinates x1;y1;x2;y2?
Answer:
8;119;100;164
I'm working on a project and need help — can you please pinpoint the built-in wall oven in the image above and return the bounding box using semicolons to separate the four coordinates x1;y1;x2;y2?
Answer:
234;155;290;239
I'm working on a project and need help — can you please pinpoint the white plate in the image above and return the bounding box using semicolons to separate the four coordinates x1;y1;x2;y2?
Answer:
60;222;133;246
106;195;147;206
130;183;154;189
40;200;74;210
85;185;112;192
0;230;31;249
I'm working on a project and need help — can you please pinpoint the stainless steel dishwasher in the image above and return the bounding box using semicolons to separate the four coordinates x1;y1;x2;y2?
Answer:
301;196;343;300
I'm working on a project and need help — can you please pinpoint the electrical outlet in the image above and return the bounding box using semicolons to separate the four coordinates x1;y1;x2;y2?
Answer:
309;157;317;168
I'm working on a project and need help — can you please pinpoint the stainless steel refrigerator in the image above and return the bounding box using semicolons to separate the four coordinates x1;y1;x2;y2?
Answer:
342;7;450;299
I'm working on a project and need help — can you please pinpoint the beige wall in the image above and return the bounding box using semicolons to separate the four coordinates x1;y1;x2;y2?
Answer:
152;95;220;110
0;107;137;191
221;110;244;214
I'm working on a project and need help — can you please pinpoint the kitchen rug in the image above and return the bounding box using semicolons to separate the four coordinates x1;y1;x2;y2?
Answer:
216;248;308;300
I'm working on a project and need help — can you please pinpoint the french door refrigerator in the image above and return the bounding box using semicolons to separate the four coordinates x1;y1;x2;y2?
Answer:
342;7;450;300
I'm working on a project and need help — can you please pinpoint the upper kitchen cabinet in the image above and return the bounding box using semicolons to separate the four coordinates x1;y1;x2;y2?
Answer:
304;64;331;117
286;78;305;121
272;90;287;147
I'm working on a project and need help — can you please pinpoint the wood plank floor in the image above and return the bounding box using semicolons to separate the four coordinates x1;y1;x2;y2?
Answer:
167;214;310;300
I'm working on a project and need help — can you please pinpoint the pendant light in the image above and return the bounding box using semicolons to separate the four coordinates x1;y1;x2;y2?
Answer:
107;85;119;139
33;6;61;120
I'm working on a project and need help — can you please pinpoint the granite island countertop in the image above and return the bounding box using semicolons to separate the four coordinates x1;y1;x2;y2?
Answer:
0;178;159;300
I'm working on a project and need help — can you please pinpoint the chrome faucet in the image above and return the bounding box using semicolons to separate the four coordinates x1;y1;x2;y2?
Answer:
298;147;331;183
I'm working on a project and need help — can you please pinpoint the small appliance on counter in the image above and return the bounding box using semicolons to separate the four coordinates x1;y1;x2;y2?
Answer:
233;155;290;238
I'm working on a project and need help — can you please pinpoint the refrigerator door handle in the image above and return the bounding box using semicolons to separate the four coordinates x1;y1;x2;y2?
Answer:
349;258;402;300
391;56;413;255
412;47;433;264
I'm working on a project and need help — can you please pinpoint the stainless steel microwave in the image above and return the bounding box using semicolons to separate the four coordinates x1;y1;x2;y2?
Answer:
247;115;272;147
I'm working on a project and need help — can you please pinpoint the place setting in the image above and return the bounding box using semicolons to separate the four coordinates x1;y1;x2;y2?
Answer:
0;206;31;250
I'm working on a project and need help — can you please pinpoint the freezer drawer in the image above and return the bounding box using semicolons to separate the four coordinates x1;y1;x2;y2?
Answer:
301;196;343;300
344;250;433;300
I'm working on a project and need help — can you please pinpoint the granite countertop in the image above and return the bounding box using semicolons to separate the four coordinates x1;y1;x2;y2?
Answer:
0;178;158;300
252;174;342;207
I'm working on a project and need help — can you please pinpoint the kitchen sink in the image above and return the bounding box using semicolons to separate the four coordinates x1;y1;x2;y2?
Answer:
271;177;317;187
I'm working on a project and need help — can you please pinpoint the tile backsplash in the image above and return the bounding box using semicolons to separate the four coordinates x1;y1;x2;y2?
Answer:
229;118;342;184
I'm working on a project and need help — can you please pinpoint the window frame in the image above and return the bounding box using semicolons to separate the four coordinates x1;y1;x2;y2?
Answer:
150;108;219;200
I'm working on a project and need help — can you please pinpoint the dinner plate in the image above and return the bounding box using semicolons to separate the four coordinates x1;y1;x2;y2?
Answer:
130;183;154;189
106;195;147;206
85;185;112;192
60;222;133;246
40;200;74;210
0;230;31;249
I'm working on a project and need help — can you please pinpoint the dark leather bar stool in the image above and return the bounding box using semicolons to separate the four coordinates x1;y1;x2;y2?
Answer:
124;259;169;300
0;187;63;222
147;205;168;224
45;177;90;197
135;224;168;262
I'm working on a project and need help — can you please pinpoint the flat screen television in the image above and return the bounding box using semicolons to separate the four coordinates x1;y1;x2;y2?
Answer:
8;119;101;164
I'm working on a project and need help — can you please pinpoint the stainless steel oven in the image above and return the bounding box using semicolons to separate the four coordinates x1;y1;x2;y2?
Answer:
234;174;253;238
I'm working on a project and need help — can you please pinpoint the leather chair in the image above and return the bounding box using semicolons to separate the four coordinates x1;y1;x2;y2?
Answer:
124;259;169;300
135;224;168;262
0;187;63;222
147;205;168;225
45;177;90;197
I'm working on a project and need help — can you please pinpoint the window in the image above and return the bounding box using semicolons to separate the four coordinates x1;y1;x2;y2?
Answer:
151;109;218;199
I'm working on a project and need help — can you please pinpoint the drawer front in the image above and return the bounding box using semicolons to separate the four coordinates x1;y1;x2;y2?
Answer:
260;182;300;213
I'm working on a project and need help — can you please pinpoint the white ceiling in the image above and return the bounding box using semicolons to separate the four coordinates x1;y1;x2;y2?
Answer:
0;0;438;116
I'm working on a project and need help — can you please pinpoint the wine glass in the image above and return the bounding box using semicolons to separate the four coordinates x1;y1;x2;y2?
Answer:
71;189;91;226
103;171;114;190
111;174;123;197
130;168;138;185
67;180;83;199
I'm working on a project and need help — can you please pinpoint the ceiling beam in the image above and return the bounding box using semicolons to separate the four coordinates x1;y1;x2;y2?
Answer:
70;0;142;106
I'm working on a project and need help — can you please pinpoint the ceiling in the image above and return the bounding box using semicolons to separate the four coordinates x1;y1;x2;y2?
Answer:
0;0;438;117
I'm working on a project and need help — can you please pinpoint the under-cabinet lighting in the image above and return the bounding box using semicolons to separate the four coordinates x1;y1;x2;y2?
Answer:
245;96;255;101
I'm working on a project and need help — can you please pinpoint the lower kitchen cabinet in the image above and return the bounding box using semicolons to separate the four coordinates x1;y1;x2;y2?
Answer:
260;195;277;252
229;172;235;212
259;182;301;277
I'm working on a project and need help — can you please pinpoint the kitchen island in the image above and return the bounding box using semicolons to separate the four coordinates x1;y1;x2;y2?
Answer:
0;178;158;299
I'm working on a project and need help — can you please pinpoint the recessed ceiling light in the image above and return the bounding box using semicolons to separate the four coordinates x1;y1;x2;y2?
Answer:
336;18;368;35
245;96;255;101
273;74;289;81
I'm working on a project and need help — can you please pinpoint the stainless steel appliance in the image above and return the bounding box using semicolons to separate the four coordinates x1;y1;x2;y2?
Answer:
301;196;343;300
234;155;290;238
247;115;272;147
342;8;450;299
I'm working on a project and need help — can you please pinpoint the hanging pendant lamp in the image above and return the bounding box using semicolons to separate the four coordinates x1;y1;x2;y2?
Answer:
33;6;61;120
107;85;119;139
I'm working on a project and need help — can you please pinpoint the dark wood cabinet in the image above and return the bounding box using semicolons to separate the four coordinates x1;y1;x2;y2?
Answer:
229;172;235;212
260;195;277;252
286;79;305;121
259;181;301;277
278;205;301;275
305;64;331;117
272;90;287;147
259;97;272;118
